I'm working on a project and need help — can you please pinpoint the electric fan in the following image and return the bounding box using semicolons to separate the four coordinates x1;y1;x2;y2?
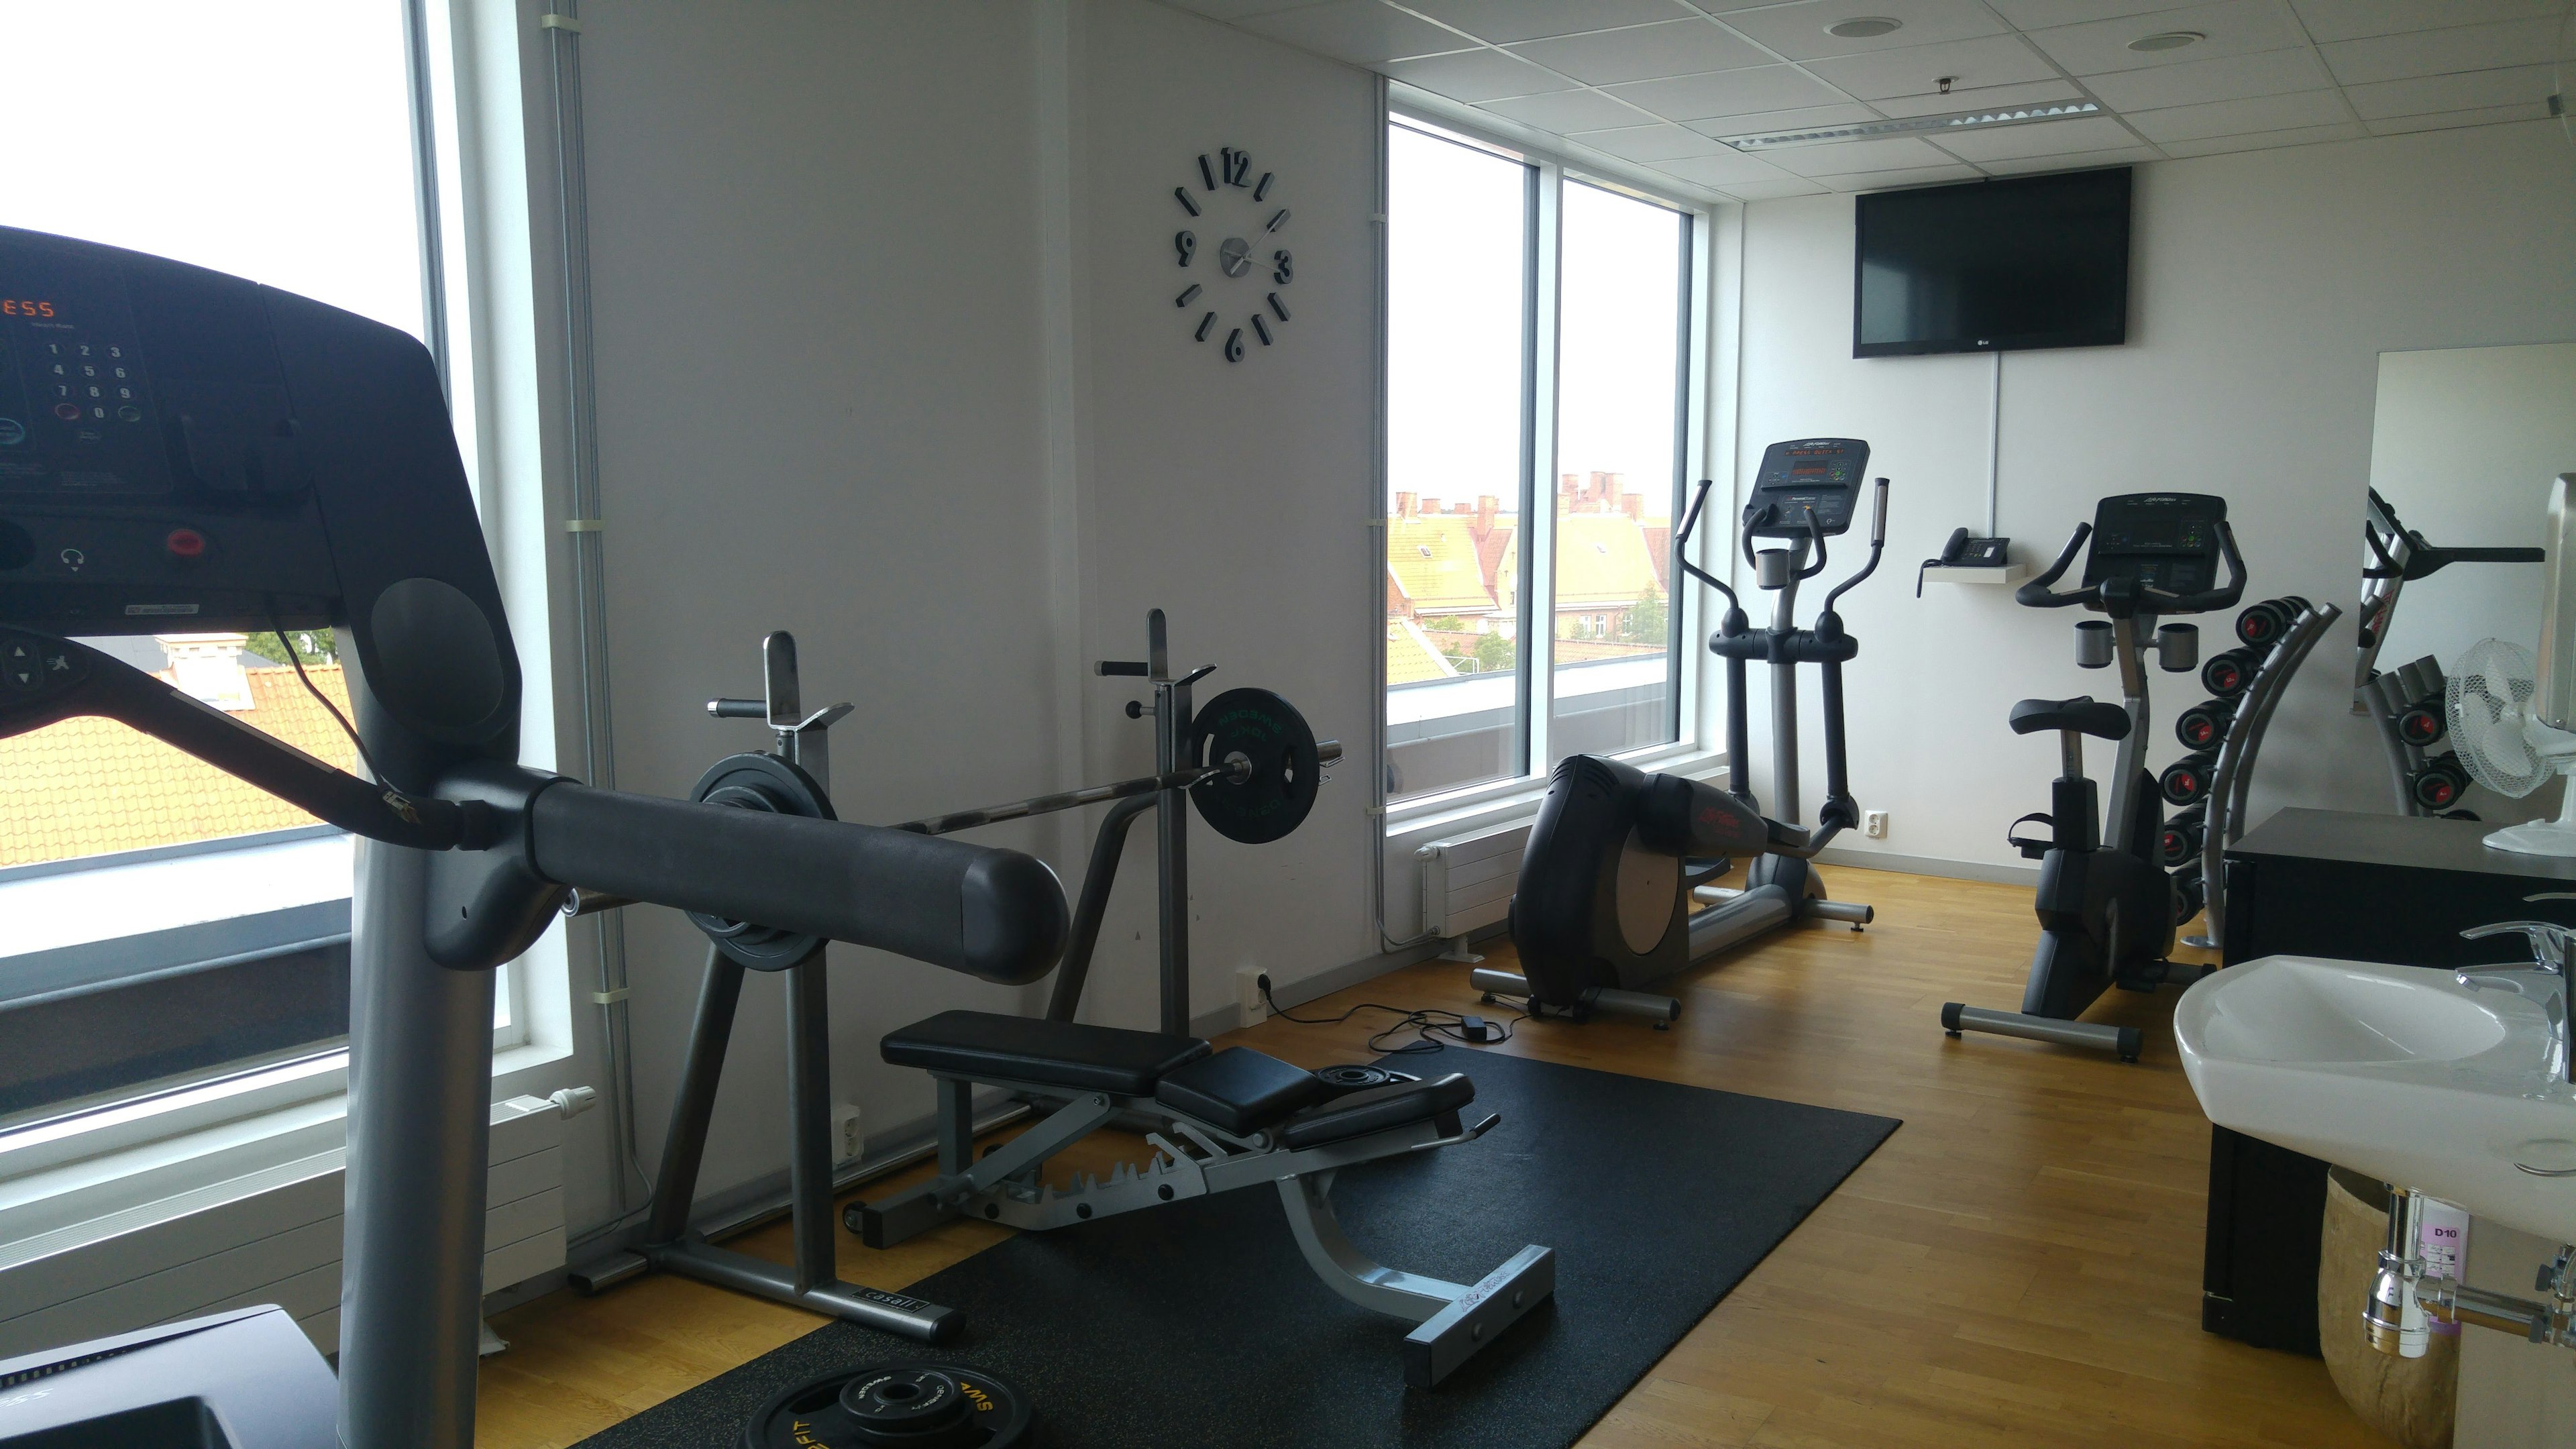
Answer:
2447;639;2576;854
2447;475;2576;854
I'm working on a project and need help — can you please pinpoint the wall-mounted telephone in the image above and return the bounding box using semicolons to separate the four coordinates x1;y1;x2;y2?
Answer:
1917;527;2011;596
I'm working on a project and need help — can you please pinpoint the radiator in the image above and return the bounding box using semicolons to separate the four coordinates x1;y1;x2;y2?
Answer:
1417;821;1530;950
0;1092;580;1358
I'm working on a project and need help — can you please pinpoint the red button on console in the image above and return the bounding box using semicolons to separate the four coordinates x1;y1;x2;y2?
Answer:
166;528;207;559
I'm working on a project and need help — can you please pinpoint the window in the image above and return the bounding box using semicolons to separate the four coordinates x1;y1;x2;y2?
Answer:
0;1;457;1127
1383;120;1699;804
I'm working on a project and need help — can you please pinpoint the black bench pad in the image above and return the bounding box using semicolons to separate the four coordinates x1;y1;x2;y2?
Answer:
1154;1047;1326;1135
1278;1072;1474;1150
883;1010;1209;1095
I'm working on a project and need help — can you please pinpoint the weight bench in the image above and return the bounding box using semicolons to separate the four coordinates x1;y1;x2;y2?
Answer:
849;1010;1556;1388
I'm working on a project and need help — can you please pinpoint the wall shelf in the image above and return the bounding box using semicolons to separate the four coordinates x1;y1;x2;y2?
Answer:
1921;564;2030;587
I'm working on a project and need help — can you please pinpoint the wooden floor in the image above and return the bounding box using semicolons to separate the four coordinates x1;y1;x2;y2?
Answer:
476;865;2392;1448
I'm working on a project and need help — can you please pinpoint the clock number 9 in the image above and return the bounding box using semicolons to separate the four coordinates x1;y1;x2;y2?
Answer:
1271;250;1293;285
1175;231;1195;267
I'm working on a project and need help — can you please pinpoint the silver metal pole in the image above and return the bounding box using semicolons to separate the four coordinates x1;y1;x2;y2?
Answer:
339;840;496;1449
2103;616;2149;846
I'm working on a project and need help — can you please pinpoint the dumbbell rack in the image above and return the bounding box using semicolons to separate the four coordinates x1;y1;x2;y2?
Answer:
2179;601;2341;950
2360;654;2471;814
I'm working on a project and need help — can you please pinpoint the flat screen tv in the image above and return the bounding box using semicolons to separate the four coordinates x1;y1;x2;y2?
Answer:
1852;166;2131;358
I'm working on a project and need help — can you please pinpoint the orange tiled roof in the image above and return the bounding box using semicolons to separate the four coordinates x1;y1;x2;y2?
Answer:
0;665;357;867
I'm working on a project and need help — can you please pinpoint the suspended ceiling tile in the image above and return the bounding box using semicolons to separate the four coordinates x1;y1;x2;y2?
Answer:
1236;1;1471;64
1644;149;1807;184
1978;144;2165;171
1383;47;1580;101
1929;113;2145;158
2341;61;2559;116
1717;0;2014;62
1682;101;1885;135
1401;0;1701;44
1981;0;2210;30
2125;86;2351;139
1605;64;1849;120
1479;87;1661;129
1564;121;1739;159
1507;18;1773;83
1762;135;1964;174
1711;177;1837;199
2156;119;2369;152
1801;34;2061;101
2288;0;2565;42
2080;45;2332;109
1822;163;1987;189
2362;99;2557;131
2024;0;2310;76
1872;78;2085;116
2318;16;2567;85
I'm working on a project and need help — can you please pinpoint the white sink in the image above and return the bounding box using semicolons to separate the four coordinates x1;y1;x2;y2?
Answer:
2178;955;2576;1244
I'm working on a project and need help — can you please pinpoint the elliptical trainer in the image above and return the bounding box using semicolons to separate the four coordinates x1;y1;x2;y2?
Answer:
1940;493;2245;1061
1474;438;1888;1024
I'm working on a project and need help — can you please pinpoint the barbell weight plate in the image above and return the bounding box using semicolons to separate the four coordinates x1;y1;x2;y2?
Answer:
687;751;834;971
1186;686;1323;845
740;1361;1036;1449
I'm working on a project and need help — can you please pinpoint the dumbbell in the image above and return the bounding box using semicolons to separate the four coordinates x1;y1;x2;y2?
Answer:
2397;697;2447;747
2159;803;2206;868
2171;860;2207;926
2409;755;2470;811
2159;750;2219;806
2233;596;2312;649
2175;698;2234;751
2201;647;2261;700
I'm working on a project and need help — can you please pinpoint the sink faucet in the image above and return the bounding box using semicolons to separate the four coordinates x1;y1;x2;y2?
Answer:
2457;919;2576;1082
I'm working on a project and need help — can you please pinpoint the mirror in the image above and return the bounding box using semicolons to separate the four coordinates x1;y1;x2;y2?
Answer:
2365;342;2576;674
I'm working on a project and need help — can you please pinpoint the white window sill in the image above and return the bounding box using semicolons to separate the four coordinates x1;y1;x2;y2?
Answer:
1383;742;1728;842
0;1037;574;1252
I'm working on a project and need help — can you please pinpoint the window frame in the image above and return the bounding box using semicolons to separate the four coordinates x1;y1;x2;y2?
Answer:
1381;107;1725;828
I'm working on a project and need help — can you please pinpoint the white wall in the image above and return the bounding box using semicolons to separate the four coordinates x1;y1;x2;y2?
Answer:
1735;123;2576;872
519;0;1381;1222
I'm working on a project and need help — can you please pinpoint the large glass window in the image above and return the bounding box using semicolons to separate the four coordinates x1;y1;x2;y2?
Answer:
1;1;445;1127
1550;182;1689;767
1385;123;1532;800
1384;120;1697;804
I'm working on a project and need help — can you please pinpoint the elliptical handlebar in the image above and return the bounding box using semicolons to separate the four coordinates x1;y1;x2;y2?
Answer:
1820;478;1892;620
1674;478;1739;609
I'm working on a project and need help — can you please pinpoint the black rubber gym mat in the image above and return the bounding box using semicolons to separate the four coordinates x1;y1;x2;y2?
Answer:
574;1049;1898;1449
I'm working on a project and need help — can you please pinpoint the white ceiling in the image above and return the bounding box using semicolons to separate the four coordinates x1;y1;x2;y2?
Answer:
1158;0;2568;200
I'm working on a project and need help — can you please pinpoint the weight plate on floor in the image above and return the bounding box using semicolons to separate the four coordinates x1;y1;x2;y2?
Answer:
1316;1063;1413;1091
741;1361;1036;1449
688;751;834;971
1187;687;1322;845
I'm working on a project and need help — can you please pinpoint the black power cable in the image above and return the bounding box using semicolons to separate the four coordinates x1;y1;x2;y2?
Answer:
1258;977;1525;1053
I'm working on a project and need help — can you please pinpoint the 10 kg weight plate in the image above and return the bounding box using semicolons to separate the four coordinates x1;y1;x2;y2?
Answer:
1187;687;1322;845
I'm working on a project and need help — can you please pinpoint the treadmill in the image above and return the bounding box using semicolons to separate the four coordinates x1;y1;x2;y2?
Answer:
0;227;1071;1446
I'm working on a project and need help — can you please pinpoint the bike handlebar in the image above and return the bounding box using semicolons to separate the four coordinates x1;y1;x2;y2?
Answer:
2013;517;2247;616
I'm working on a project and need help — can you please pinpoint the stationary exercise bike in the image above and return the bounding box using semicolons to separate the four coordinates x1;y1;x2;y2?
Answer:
1474;438;1888;1024
1941;492;2245;1061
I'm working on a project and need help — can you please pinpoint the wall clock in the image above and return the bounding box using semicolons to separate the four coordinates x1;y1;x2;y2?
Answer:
1171;146;1290;364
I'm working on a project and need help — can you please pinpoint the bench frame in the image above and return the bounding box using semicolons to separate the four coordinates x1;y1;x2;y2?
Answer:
851;1066;1556;1389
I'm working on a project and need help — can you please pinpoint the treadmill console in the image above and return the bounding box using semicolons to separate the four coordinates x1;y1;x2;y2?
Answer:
2081;492;2226;596
1744;437;1868;539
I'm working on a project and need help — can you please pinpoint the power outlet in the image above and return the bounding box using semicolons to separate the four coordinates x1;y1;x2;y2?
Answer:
1864;810;1890;839
1236;967;1273;1030
833;1104;865;1165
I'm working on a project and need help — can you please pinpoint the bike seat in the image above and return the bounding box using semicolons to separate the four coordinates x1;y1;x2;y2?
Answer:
2009;696;2130;741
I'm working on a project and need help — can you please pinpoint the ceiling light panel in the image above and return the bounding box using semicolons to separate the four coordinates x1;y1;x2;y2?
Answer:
1719;99;2106;148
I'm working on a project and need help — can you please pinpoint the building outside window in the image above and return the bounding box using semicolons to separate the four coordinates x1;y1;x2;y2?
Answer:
1384;118;1698;804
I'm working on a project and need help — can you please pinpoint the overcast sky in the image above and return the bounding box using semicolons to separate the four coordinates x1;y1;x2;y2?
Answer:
1387;122;1686;523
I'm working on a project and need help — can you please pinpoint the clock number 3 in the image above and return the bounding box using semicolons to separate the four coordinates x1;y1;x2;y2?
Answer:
1175;231;1195;267
1271;250;1293;285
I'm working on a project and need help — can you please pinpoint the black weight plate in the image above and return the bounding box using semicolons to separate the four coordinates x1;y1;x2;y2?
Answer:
741;1361;1036;1449
688;752;835;971
1186;687;1322;845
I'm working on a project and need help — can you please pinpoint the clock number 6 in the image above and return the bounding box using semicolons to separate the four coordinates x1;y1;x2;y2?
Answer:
1271;250;1293;286
1175;231;1195;267
1224;329;1244;363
